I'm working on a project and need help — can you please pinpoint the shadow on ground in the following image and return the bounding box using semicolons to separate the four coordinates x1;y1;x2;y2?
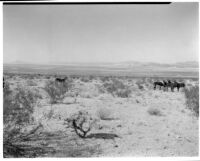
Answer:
86;133;120;139
4;131;103;158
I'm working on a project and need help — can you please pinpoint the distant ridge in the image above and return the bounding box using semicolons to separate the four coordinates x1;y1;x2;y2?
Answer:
4;61;199;68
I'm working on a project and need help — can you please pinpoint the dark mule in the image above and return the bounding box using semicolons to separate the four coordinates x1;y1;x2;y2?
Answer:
178;82;185;88
172;81;185;92
167;80;174;92
167;80;185;92
162;80;168;91
153;81;164;90
55;77;67;83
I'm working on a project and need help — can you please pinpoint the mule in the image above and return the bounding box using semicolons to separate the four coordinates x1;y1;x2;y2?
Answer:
172;81;185;92
153;81;164;90
167;80;174;92
162;80;168;91
55;77;67;83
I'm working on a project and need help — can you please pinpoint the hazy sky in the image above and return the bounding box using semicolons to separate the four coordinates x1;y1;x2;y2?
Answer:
3;3;199;64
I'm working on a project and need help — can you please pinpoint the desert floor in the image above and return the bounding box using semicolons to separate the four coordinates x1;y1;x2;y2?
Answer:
4;75;199;157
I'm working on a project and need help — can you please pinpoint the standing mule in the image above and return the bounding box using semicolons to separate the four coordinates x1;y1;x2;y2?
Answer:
163;80;168;91
153;81;164;90
167;80;185;92
55;77;67;83
172;81;185;92
167;80;174;92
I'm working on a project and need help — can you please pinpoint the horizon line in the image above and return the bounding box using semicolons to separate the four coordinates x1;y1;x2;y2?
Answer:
3;60;199;65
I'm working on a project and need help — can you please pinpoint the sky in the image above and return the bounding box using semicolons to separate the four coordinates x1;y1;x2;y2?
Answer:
3;3;199;64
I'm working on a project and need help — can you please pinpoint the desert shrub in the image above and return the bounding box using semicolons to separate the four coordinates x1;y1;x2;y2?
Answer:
64;111;97;138
135;80;144;90
26;80;37;86
115;88;132;98
3;84;42;157
95;84;106;94
80;77;90;83
44;80;72;104
43;108;55;120
96;108;112;120
102;78;131;97
184;86;199;116
147;108;162;116
4;85;40;125
89;75;95;81
100;76;110;82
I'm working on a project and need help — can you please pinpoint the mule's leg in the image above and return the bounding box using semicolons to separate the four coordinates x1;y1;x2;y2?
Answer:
154;85;156;90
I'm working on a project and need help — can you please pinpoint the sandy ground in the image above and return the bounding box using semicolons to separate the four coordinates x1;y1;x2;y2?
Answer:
5;75;199;157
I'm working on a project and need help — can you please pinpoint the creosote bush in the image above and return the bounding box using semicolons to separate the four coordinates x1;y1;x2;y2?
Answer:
4;85;40;126
64;111;97;138
4;83;42;157
184;86;199;117
103;78;132;97
44;80;72;104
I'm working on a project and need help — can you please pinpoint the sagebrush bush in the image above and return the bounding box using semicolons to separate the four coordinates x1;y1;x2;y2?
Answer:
135;80;144;90
26;80;37;86
96;108;112;120
184;86;199;116
115;88;132;98
80;77;90;83
103;78;131;97
44;80;72;104
100;76;110;82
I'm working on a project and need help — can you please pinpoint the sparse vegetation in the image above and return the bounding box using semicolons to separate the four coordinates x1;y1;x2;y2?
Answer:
184;86;199;117
100;76;110;82
27;79;37;86
80;77;90;83
3;73;199;157
3;83;42;157
44;80;72;104
115;88;132;98
43;108;55;120
135;80;144;90
103;78;131;97
147;107;162;116
97;108;112;120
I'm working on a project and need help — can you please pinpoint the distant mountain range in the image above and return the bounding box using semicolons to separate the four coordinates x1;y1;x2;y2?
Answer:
5;61;199;68
4;61;199;78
